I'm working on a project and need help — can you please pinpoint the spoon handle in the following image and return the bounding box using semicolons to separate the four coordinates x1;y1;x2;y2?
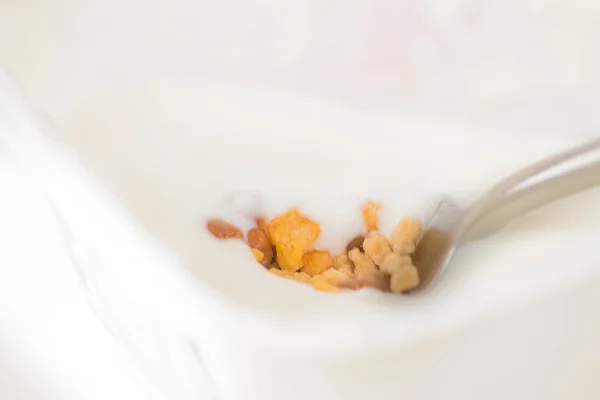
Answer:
462;138;600;242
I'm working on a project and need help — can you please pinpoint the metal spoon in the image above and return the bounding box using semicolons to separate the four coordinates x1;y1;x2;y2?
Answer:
412;137;600;293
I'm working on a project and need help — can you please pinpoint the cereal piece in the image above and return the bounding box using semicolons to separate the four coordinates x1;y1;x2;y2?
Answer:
269;268;293;278
391;217;423;255
269;268;312;285
301;250;333;276
268;209;321;272
348;248;377;278
293;271;313;283
362;233;392;266
345;234;365;252
362;201;381;232
251;248;264;263
206;219;244;239
337;271;391;292
254;216;269;231
335;279;362;290
312;278;341;293
321;267;353;284
379;252;413;275
360;271;391;292
390;265;420;293
247;227;274;267
332;254;354;273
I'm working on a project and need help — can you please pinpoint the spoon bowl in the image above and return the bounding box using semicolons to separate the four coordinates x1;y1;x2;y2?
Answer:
413;137;600;292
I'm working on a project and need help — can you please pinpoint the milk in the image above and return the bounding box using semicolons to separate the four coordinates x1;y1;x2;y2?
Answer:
17;80;595;399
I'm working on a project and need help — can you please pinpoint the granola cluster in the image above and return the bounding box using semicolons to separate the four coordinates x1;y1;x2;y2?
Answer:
206;201;423;294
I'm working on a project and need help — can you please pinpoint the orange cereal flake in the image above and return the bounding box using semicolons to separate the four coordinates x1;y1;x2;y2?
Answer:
332;254;354;273
206;219;244;240
301;250;333;277
293;271;313;283
268;209;320;272
251;248;264;263
362;201;381;232
312;278;341;293
269;268;293;279
268;268;312;284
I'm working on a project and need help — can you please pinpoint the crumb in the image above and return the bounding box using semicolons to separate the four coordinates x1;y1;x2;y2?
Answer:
312;278;341;292
332;254;354;274
348;248;377;278
301;250;333;277
269;268;292;278
362;201;381;231
379;252;413;275
337;271;390;292
206;219;244;239
293;271;313;283
209;202;423;295
251;248;265;263
247;227;274;267
345;234;365;252
390;265;420;293
362;233;392;266
391;217;422;255
321;267;353;284
254;216;269;231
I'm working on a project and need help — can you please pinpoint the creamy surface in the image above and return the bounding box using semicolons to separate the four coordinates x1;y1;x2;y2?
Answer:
54;80;600;335
41;80;600;399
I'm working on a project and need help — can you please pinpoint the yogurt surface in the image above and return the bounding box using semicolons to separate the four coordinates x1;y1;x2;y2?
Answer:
55;80;600;355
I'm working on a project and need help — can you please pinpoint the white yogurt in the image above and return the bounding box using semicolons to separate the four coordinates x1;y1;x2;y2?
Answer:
14;80;600;399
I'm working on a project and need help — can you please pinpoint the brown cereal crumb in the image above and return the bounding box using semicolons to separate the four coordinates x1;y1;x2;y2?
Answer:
362;233;392;266
362;201;381;232
361;271;391;292
335;279;362;290
348;248;377;278
391;217;423;255
254;216;269;231
247;227;274;267
251;248;264;263
301;250;333;277
345;234;365;252
337;271;391;292
390;265;420;293
268;209;321;272
379;252;413;275
206;219;244;239
332;254;354;273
